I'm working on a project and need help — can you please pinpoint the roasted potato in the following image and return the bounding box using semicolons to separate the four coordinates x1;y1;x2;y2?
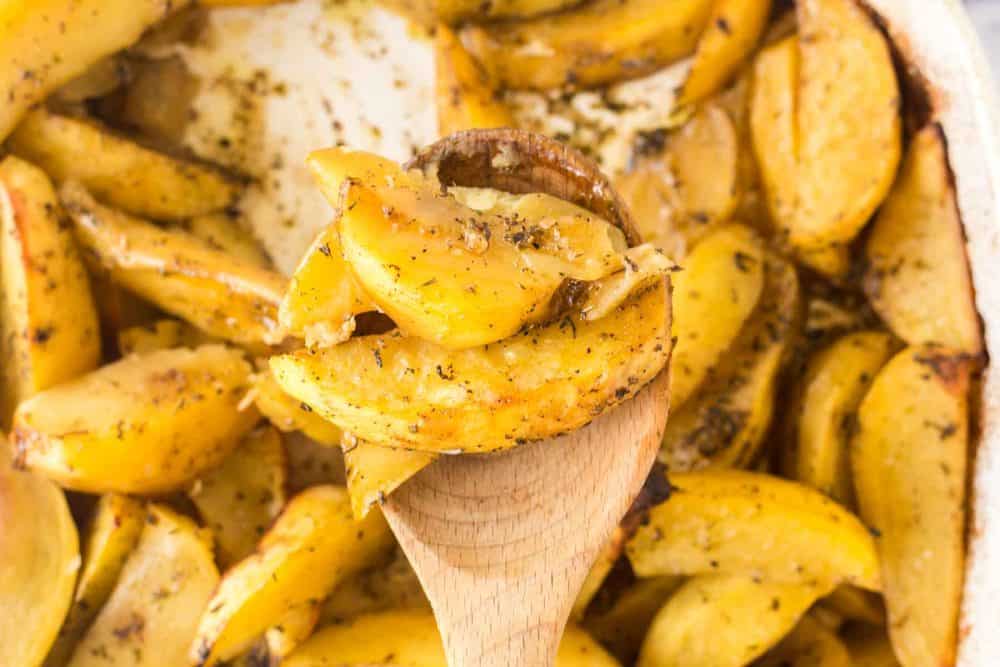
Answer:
251;369;344;446
181;214;273;269
381;0;581;23
13;345;258;494
319;548;430;625
845;629;903;667
343;439;438;519
756;613;851;667
434;25;514;137
66;505;220;667
62;183;287;347
852;345;972;667
822;585;886;627
191;485;394;666
0;156;101;427
626;470;881;591
0;444;79;667
462;0;715;90
582;577;683;665
10;109;239;221
284;433;346;493
864;125;983;355
118;318;217;356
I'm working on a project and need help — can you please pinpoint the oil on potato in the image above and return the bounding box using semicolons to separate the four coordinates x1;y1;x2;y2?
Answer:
343;439;438;518
0;156;101;427
190;485;395;666
62;183;287;347
13;345;258;494
864;125;983;355
626;470;882;591
251;369;344;446
852;345;972;667
66;505;219;667
434;25;514;137
0;443;79;667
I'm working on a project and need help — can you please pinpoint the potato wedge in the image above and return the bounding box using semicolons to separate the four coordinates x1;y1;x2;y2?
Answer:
626;470;881;590
118;319;217;356
0;156;101;427
435;25;514;137
343;439;438;518
852;345;972;667
821;585;885;627
182;214;273;269
272;282;669;453
0;444;79;667
678;0;772;106
669;224;764;409
383;0;580;23
582;577;683;665
283;610;620;667
62;183;287;347
251;369;344;446
782;331;894;505
0;0;187;141
461;0;715;90
189;426;287;567
264;603;321;664
67;505;219;667
661;249;799;469
638;575;829;667
53;55;129;104
757;614;851;667
191;485;394;666
320;547;429;625
44;494;145;667
10;109;239;221
285;433;346;493
13;345;258;494
864;125;983;355
845;630;902;667
113;54;200;148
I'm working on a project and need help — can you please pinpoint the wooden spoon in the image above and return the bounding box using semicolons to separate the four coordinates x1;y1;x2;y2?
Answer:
382;129;673;667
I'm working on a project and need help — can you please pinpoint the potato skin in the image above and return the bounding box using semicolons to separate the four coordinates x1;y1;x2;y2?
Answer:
434;25;514;137
14;345;258;494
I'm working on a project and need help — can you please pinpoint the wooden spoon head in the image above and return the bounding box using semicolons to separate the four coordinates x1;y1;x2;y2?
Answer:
385;129;672;667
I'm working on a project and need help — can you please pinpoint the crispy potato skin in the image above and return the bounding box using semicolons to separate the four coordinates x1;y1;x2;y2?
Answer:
0;0;187;142
852;345;972;667
461;0;715;90
343;440;437;519
14;345;258;494
434;25;514;137
0;156;101;427
0;445;79;667
864;125;983;355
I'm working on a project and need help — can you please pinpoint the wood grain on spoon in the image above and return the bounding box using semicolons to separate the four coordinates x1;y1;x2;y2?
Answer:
384;129;673;667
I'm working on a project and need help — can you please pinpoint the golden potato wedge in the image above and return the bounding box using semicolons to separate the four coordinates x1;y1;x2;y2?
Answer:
435;25;514;137
67;505;219;667
62;183;287;347
251;369;344;446
669;224;764;409
272;282;669;453
661;250;799;469
264;603;321;664
191;485;395;666
0;444;79;667
638;575;830;667
283;610;620;667
90;274;162;353
182;214;273;269
320;547;429;625
0;156;101;427
189;426;287;567
44;494;145;667
343;439;438;518
284;433;346;493
756;614;851;667
0;0;187;141
821;585;885;627
383;0;579;23
461;0;715;90
782;331;895;505
626;470;881;590
10;109;239;221
582;577;683;665
52;55;129;104
852;345;972;667
118;318;217;356
864;125;983;355
13;345;258;494
678;0;772;106
845;630;902;667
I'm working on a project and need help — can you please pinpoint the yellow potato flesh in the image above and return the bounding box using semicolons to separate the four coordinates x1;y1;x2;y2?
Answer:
44;493;145;667
0;0;188;142
783;331;894;505
434;24;514;136
320;548;429;625
757;614;851;667
461;0;715;90
272;284;669;453
626;470;882;591
191;485;395;666
852;345;971;667
864;125;983;355
182;214;273;269
189;426;287;568
0;445;78;667
62;183;287;347
669;224;765;409
822;585;886;627
67;505;220;667
343;440;438;519
0;156;101;427
582;577;683;665
13;345;258;495
283;610;621;667
118;319;217;357
638;574;830;667
251;369;344;446
10;109;238;221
